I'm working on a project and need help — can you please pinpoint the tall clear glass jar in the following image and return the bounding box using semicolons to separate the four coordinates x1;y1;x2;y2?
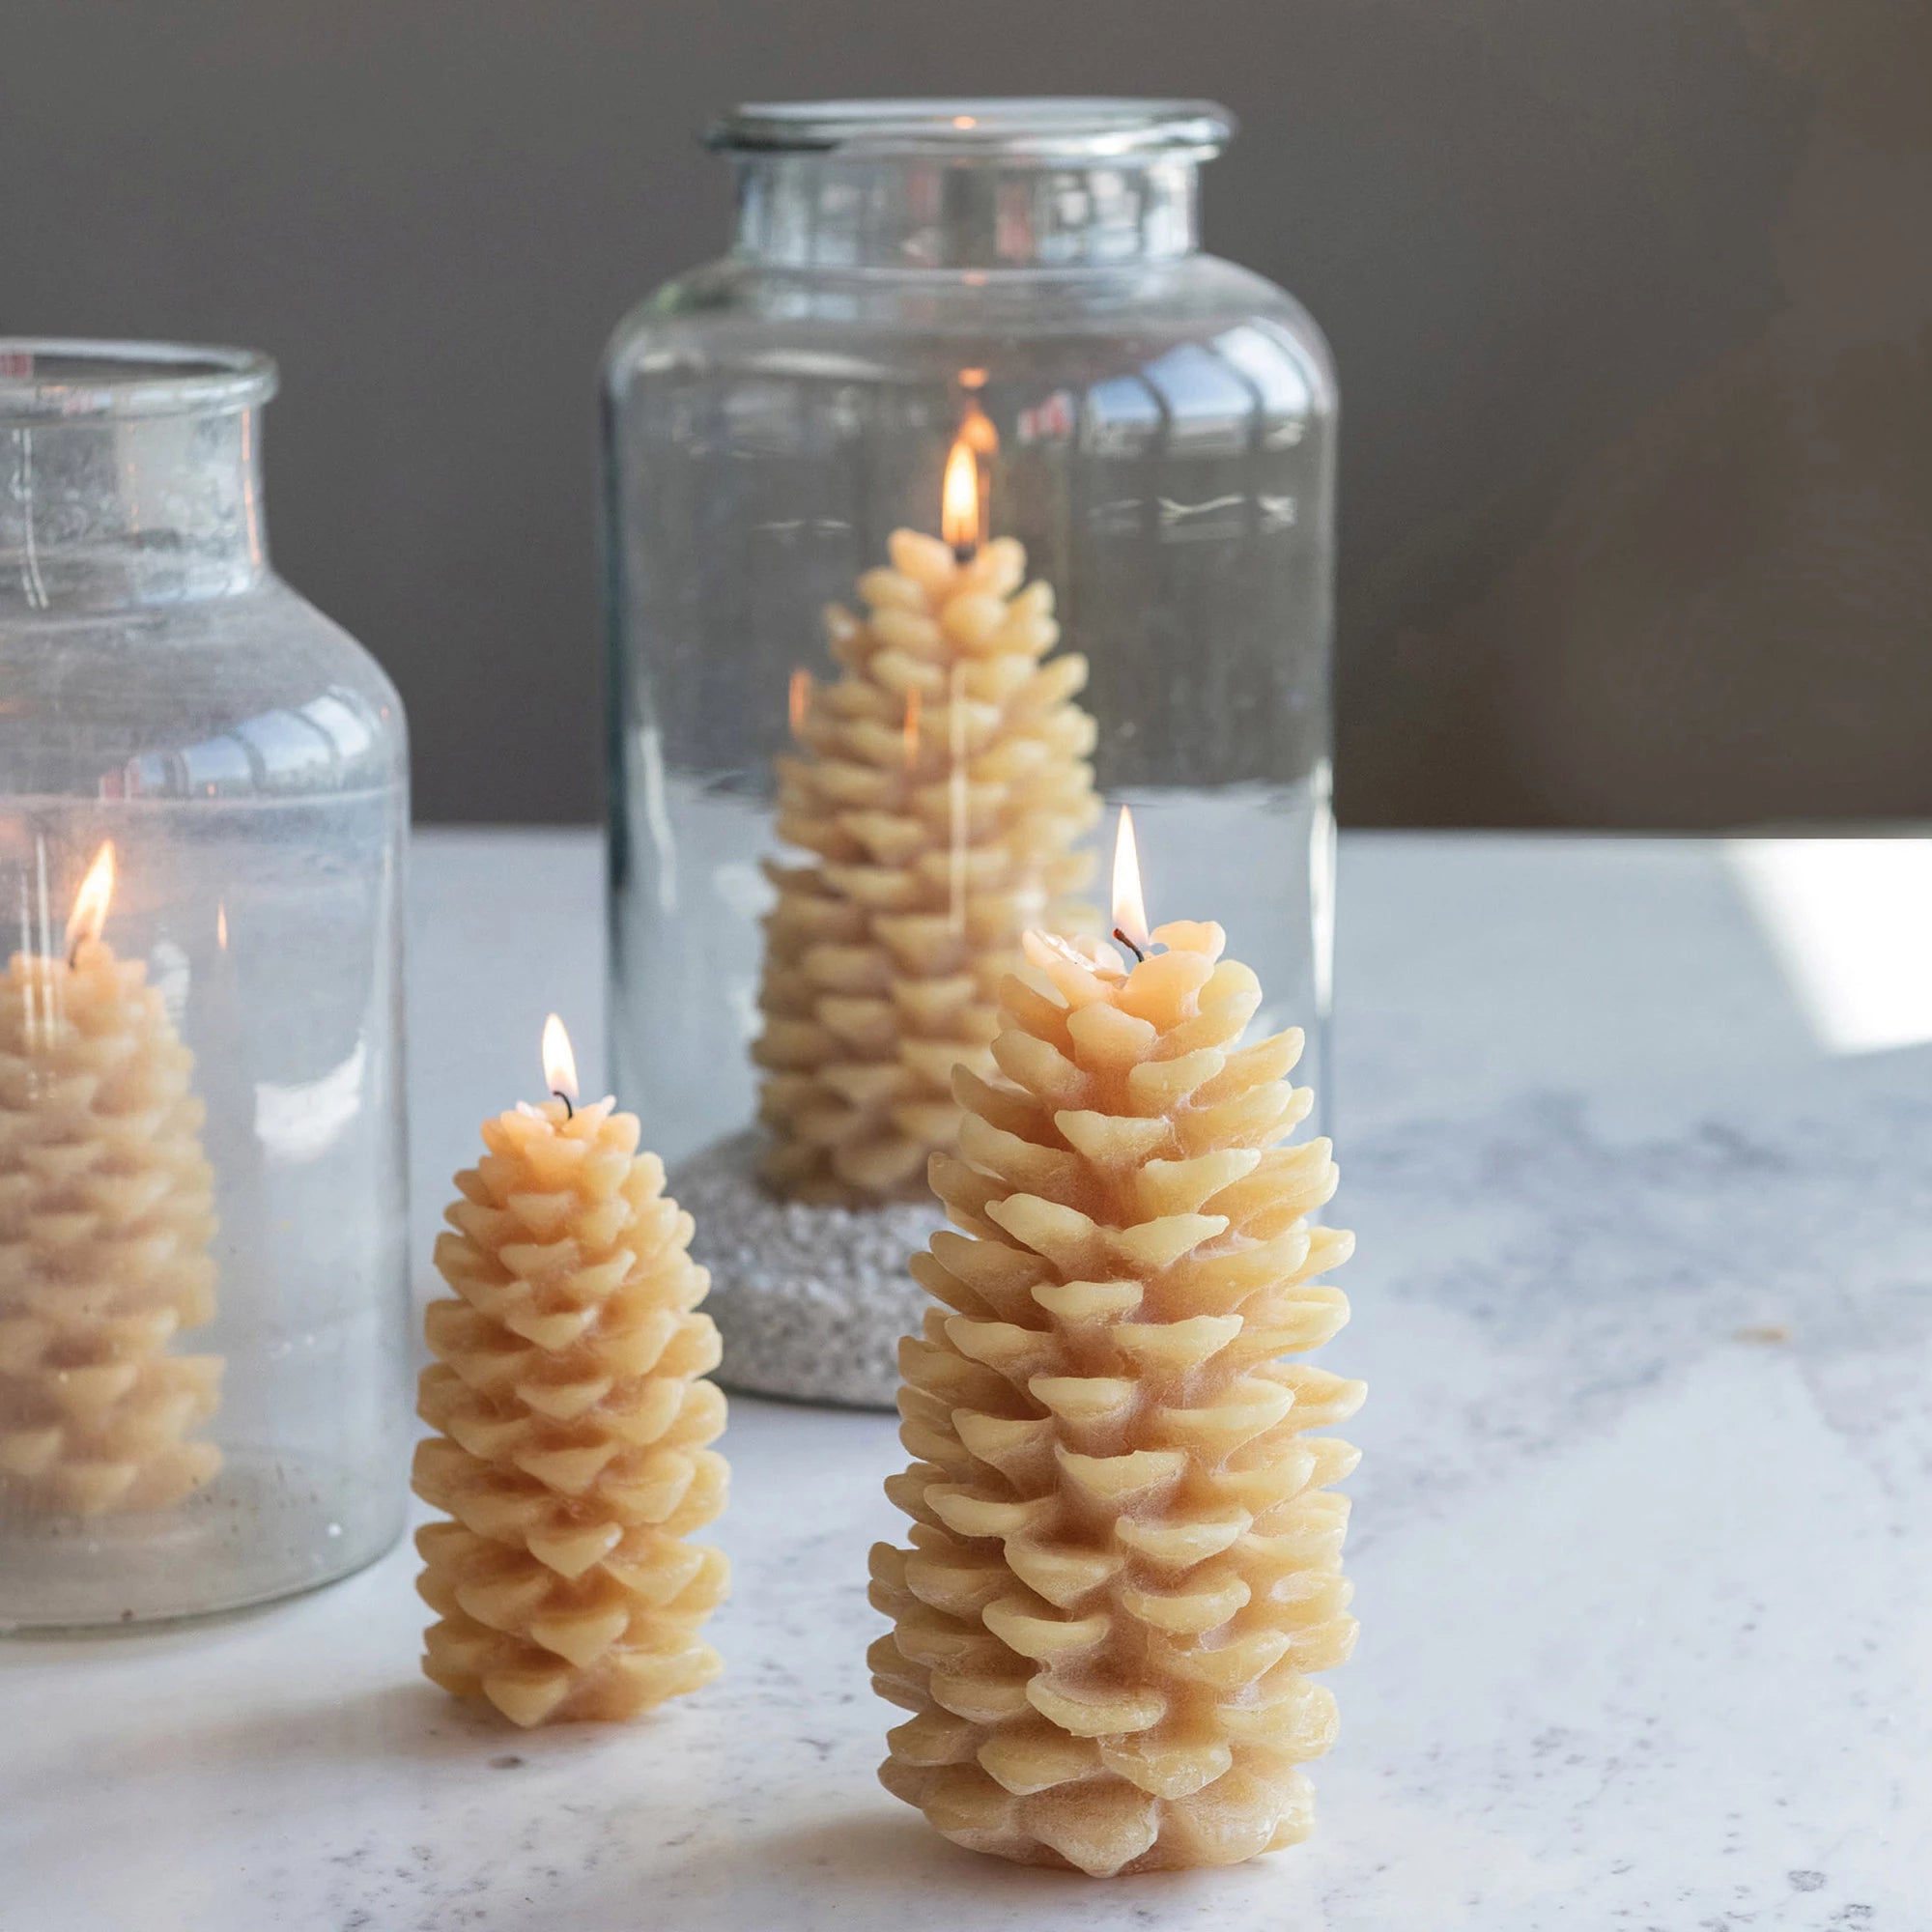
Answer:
603;100;1335;1406
0;341;412;1627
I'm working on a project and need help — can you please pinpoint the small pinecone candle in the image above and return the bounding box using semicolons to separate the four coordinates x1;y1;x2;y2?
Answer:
0;933;223;1519
754;530;1101;1207
869;923;1362;1876
413;1095;728;1727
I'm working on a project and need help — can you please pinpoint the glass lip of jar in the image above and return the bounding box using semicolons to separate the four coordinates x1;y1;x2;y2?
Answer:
708;96;1235;162
0;337;277;425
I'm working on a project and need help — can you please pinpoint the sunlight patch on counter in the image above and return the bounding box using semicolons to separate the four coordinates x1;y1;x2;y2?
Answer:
1725;838;1932;1054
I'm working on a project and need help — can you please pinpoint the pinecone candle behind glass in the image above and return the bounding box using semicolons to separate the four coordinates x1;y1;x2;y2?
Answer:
754;530;1101;1206
869;921;1362;1875
413;1058;728;1728
0;844;223;1519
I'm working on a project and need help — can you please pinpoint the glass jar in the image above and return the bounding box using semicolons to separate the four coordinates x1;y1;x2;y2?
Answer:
603;100;1335;1406
0;341;411;1627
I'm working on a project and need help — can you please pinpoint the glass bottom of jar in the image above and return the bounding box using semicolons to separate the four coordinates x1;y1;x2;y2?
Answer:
0;1448;406;1633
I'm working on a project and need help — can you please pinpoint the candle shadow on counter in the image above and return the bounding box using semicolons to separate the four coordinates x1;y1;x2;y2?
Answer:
114;1667;696;1782
731;1808;1074;1890
117;1685;1314;1928
639;1805;1302;1926
99;1679;548;1773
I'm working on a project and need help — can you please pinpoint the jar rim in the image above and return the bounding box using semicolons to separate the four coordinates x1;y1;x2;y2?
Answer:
708;97;1235;160
0;339;277;424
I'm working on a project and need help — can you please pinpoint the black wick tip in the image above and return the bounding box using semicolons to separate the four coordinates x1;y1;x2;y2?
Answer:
952;541;978;565
1112;926;1146;963
553;1091;575;1120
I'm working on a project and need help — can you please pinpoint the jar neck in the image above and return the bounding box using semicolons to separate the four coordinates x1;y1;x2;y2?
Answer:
731;154;1202;270
1;406;270;611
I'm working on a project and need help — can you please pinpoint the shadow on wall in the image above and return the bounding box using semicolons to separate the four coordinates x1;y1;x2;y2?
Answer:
1346;0;1932;828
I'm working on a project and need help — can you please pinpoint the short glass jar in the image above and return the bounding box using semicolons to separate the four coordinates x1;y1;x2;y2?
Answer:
603;101;1336;1406
0;341;412;1627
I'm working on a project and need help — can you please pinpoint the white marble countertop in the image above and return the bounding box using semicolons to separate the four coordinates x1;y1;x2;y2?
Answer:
5;828;1930;1930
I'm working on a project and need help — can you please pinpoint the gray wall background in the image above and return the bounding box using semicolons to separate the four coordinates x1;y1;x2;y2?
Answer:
5;0;1928;829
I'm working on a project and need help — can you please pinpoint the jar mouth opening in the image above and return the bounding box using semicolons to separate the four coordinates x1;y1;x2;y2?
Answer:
0;339;277;424
709;97;1234;161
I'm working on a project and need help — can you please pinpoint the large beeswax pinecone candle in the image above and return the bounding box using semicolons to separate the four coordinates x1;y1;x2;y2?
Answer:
0;941;223;1518
754;530;1101;1207
869;923;1362;1876
413;1098;729;1727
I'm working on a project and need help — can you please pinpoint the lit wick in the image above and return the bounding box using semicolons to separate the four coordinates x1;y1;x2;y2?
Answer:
942;433;980;565
1110;805;1152;964
942;374;997;564
542;1010;579;1120
65;840;116;969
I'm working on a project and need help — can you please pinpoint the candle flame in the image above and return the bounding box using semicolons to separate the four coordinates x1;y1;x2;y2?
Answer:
902;687;922;771
542;1011;579;1103
65;841;115;954
787;668;813;741
941;432;982;553
216;901;229;952
1111;806;1151;955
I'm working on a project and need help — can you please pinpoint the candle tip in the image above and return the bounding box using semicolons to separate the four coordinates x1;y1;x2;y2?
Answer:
941;423;985;554
541;1012;580;1105
66;840;116;962
1111;807;1151;956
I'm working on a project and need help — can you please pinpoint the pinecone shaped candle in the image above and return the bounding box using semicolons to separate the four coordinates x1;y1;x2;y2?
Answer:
0;843;223;1519
754;526;1101;1206
413;1017;728;1727
869;849;1361;1875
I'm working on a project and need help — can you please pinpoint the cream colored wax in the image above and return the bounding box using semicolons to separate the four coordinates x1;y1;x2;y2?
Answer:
413;1092;729;1726
869;922;1362;1875
0;915;223;1519
754;529;1101;1207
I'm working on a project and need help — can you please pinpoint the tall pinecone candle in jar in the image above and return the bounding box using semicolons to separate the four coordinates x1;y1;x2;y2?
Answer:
753;428;1102;1206
412;1016;728;1727
868;811;1362;1876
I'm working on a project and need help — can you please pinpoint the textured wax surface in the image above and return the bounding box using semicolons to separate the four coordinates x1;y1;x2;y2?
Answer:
0;941;223;1519
753;529;1101;1207
870;922;1361;1875
413;1098;728;1727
